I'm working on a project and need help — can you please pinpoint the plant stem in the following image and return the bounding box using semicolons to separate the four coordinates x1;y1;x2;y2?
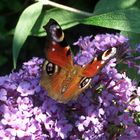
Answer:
41;0;93;16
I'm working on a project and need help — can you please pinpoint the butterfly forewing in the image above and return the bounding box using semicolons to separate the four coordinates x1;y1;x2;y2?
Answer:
82;47;117;77
43;19;73;70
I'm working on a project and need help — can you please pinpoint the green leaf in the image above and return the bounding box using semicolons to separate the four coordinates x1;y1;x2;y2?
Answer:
12;2;43;69
117;63;140;81
81;9;140;33
121;31;140;48
94;0;136;14
134;0;140;9
31;8;87;36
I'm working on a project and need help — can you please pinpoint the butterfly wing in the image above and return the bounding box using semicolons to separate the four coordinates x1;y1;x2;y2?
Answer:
82;47;117;77
43;19;73;69
40;19;75;103
40;19;119;104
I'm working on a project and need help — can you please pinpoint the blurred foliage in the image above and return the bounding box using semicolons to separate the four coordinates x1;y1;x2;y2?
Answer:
0;0;33;75
1;0;140;81
0;0;98;75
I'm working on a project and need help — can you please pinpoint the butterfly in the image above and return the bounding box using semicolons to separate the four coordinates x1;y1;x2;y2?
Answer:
40;19;119;103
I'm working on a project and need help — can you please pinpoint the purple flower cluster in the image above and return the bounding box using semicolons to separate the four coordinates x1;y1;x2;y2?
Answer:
125;43;140;75
74;33;128;65
0;34;140;140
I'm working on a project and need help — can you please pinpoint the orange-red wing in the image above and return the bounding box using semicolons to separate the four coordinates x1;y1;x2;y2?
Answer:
44;19;73;69
82;47;117;77
45;42;73;69
82;58;105;77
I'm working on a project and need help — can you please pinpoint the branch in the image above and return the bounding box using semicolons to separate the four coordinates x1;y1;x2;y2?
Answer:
41;0;93;16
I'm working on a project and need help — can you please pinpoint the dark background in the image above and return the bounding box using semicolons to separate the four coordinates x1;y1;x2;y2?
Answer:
0;0;119;76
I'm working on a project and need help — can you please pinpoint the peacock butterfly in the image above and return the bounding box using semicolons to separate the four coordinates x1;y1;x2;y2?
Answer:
40;19;118;103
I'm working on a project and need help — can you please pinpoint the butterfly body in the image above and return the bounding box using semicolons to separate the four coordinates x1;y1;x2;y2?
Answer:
41;61;91;103
40;19;118;103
